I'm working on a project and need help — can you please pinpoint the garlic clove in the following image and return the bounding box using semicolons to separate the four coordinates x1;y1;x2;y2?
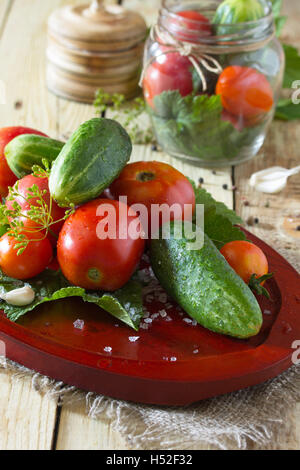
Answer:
0;285;35;306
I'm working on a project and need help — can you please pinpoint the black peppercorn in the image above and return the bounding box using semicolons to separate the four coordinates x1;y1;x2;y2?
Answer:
199;177;204;184
222;184;228;190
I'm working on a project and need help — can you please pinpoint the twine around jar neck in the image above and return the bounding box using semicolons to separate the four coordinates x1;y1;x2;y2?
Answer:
139;23;275;91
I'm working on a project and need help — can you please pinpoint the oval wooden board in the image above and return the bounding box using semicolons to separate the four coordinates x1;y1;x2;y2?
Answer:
0;230;299;406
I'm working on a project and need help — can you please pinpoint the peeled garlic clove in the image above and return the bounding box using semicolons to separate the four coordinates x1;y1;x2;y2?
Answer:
249;167;289;194
0;285;35;306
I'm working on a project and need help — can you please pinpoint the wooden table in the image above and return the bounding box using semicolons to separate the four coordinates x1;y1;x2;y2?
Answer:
0;0;299;450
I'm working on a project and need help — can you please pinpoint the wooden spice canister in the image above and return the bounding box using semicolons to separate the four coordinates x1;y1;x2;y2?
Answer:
46;0;147;103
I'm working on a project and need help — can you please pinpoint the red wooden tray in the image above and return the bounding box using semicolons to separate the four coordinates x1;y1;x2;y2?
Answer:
0;230;299;406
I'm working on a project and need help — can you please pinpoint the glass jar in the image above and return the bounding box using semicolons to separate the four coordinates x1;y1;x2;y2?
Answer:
142;0;284;167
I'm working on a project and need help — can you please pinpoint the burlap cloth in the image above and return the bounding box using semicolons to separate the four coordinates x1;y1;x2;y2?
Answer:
0;241;299;450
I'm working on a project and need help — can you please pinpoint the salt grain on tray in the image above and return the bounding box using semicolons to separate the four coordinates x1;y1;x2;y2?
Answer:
144;318;153;324
151;313;160;320
104;346;112;353
73;319;84;330
159;310;167;318
183;318;193;324
129;336;140;343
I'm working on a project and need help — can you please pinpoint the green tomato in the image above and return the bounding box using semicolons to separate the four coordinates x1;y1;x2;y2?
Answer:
213;0;269;35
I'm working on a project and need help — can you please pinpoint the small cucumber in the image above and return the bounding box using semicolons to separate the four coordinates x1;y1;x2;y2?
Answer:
150;221;263;339
5;134;64;178
49;118;132;207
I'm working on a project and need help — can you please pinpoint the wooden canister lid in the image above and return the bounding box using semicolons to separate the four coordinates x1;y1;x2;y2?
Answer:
48;0;147;51
46;0;147;104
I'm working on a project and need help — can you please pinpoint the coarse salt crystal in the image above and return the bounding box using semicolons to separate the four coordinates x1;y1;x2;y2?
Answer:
192;319;198;326
129;336;140;343
159;310;167;318
193;349;199;354
170;357;177;362
151;313;160;320
165;316;172;322
183;318;193;324
104;346;112;353
140;323;149;330
73;319;85;330
144;318;152;324
264;310;272;315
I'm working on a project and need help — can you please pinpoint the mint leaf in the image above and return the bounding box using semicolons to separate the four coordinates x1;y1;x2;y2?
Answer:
0;269;143;330
275;98;300;121
282;44;300;89
151;91;266;163
191;184;246;248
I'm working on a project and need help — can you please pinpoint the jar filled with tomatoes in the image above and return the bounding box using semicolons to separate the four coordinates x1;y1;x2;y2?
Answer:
142;0;284;166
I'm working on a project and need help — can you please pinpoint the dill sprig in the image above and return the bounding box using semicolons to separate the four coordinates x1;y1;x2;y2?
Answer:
0;163;75;255
94;89;155;145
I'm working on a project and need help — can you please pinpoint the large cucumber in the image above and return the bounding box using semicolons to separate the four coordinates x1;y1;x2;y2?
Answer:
150;221;263;339
49;118;132;207
5;135;64;178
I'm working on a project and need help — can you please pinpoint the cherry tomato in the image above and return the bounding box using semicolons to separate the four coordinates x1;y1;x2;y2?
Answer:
57;199;145;291
110;161;196;237
143;52;193;108
216;66;274;120
169;10;212;41
0;127;47;198
220;240;269;285
6;175;66;245
0;232;53;280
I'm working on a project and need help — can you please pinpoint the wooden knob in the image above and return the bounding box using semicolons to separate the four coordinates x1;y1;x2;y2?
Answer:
89;0;104;13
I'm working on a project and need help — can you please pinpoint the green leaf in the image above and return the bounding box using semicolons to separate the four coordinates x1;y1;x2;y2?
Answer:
0;269;144;330
270;0;287;36
282;44;300;89
193;184;243;225
151;91;266;163
275;98;300;121
191;184;246;248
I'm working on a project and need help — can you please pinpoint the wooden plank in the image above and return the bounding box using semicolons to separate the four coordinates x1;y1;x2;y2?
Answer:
0;0;62;133
0;0;64;450
0;369;57;450
56;402;127;451
0;0;12;36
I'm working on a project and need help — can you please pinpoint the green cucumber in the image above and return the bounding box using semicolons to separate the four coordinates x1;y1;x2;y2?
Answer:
5;135;64;178
213;0;268;36
150;221;263;339
49;118;132;207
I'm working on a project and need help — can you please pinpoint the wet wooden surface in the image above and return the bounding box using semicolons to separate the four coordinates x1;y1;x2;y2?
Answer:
0;0;299;450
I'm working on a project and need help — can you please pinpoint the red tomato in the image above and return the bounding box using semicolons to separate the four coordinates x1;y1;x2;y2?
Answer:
143;52;193;107
220;241;269;285
170;10;212;41
57;199;145;291
0;232;53;280
6;175;66;245
216;66;274;120
0;127;47;198
110;161;196;237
